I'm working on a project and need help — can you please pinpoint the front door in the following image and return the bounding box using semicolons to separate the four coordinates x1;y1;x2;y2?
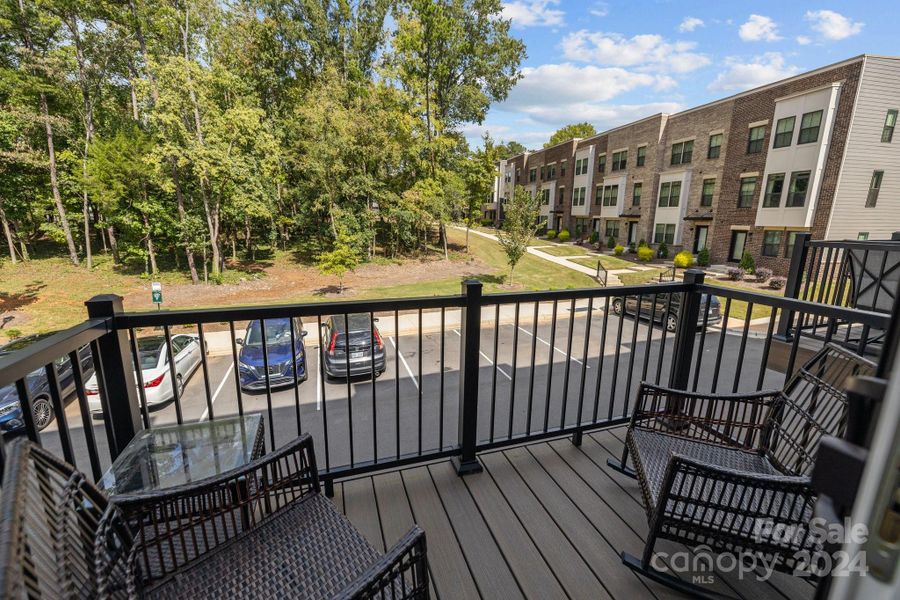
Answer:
694;226;709;253
729;230;747;262
628;222;638;245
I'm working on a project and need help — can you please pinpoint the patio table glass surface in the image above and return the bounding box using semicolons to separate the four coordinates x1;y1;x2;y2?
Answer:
98;413;264;496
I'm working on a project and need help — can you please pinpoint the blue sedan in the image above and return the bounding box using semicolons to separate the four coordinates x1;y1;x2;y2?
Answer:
237;317;308;391
0;334;94;432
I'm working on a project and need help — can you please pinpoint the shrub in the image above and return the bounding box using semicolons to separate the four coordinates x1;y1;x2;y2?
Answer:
769;276;787;290
638;239;648;248
557;229;570;242
755;267;773;283
480;218;494;227
607;235;616;249
673;250;694;268
696;246;710;267
589;231;599;245
614;244;625;256
637;246;654;262
738;251;756;274
628;242;636;254
656;241;669;259
546;229;557;239
725;267;744;281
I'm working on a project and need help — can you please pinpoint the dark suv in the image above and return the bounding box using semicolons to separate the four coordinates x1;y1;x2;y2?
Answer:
321;314;386;380
611;290;722;332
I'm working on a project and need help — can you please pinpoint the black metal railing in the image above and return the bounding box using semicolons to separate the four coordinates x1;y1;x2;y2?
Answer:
0;273;891;488
595;261;608;287
658;266;676;282
777;232;900;344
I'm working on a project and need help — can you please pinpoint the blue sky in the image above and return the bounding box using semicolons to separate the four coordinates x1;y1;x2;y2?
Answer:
466;1;895;149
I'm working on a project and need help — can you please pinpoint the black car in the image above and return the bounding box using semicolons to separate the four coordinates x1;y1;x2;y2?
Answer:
611;291;722;332
0;334;94;432
321;314;386;380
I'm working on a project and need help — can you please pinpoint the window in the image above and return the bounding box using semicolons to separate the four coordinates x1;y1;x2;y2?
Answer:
572;187;586;206
701;179;715;207
636;146;646;167
738;177;757;208
632;182;642;206
597;154;606;173
560;160;567;177
541;189;550;205
763;173;785;208
605;220;619;239
549;165;556;179
784;231;798;257
602;185;618;206
540;166;545;180
787;171;810;207
611;150;627;171
658;181;681;207
575;157;589;175
882;110;897;143
504;172;511;183
670;141;693;165
529;168;536;182
762;231;782;257
798;110;823;144
654;223;676;245
747;125;766;154
773;116;795;148
858;232;869;240
594;186;603;205
515;168;521;182
707;133;722;159
866;171;884;207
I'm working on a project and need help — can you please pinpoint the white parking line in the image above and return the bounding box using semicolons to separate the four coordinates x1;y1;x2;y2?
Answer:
200;362;234;422
517;326;590;368
388;336;419;390
452;330;512;380
316;348;322;410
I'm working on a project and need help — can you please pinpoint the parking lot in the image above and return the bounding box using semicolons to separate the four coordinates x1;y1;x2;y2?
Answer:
31;303;786;478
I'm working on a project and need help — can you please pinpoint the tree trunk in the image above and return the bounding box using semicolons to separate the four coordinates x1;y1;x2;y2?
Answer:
440;221;449;260
143;213;157;274
0;200;17;264
68;13;95;270
231;237;237;262
40;92;79;266
171;161;199;283
107;226;120;264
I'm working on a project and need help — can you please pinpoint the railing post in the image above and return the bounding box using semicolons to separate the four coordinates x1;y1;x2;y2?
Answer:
85;294;142;457
669;269;705;391
776;232;812;340
454;279;484;476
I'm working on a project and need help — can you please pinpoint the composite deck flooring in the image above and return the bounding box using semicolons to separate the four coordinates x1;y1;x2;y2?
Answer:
332;425;817;600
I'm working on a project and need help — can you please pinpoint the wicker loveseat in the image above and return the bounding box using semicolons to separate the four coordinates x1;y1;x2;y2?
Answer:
609;343;875;597
0;434;428;599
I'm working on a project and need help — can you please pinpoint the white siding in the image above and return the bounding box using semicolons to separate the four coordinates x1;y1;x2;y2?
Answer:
827;57;900;240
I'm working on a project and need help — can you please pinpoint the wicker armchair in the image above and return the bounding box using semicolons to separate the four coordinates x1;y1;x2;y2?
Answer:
608;343;875;598
0;434;428;600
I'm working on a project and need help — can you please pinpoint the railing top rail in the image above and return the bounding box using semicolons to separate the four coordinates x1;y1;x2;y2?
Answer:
698;283;890;329
482;282;688;305
0;318;112;384
116;294;468;329
809;239;900;252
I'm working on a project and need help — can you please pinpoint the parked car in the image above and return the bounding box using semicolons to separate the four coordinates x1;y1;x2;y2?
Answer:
0;334;94;433
321;314;386;380
237;317;308;391
611;290;722;332
85;333;203;413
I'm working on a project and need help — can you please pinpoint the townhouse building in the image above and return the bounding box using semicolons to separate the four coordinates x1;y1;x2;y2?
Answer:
488;54;900;274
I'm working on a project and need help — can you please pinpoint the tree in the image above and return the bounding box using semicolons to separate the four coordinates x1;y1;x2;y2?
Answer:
497;185;539;284
463;133;498;250
317;220;361;294
497;140;525;158
545;122;597;148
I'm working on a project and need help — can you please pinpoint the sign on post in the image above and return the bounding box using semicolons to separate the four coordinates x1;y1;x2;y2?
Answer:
151;282;163;309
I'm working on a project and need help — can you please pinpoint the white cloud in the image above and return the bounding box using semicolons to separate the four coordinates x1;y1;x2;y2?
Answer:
679;17;704;33
502;0;564;28
805;10;863;41
709;53;800;92
561;30;710;73
796;35;812;45
589;2;609;17
739;15;781;42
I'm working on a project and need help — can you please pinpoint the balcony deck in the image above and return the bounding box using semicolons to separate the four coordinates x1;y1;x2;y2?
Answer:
333;425;816;600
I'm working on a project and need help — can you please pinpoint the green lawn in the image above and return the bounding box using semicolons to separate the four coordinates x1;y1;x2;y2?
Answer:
703;278;783;321
570;255;637;271
534;245;590;257
617;268;669;286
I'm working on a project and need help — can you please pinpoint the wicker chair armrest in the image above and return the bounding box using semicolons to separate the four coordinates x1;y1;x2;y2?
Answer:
653;453;817;554
629;383;781;450
334;526;429;600
118;434;320;588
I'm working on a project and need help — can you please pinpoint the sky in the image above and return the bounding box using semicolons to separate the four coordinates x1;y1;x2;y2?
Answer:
465;1;895;149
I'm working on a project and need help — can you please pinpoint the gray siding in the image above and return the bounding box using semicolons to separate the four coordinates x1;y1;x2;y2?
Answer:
827;56;900;240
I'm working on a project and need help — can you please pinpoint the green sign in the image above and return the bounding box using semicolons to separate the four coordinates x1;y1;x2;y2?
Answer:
151;282;163;304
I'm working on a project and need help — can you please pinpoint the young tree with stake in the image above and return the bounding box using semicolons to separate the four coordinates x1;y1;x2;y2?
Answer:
497;185;539;284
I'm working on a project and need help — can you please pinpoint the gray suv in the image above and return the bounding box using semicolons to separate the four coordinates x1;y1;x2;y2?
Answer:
321;314;386;380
